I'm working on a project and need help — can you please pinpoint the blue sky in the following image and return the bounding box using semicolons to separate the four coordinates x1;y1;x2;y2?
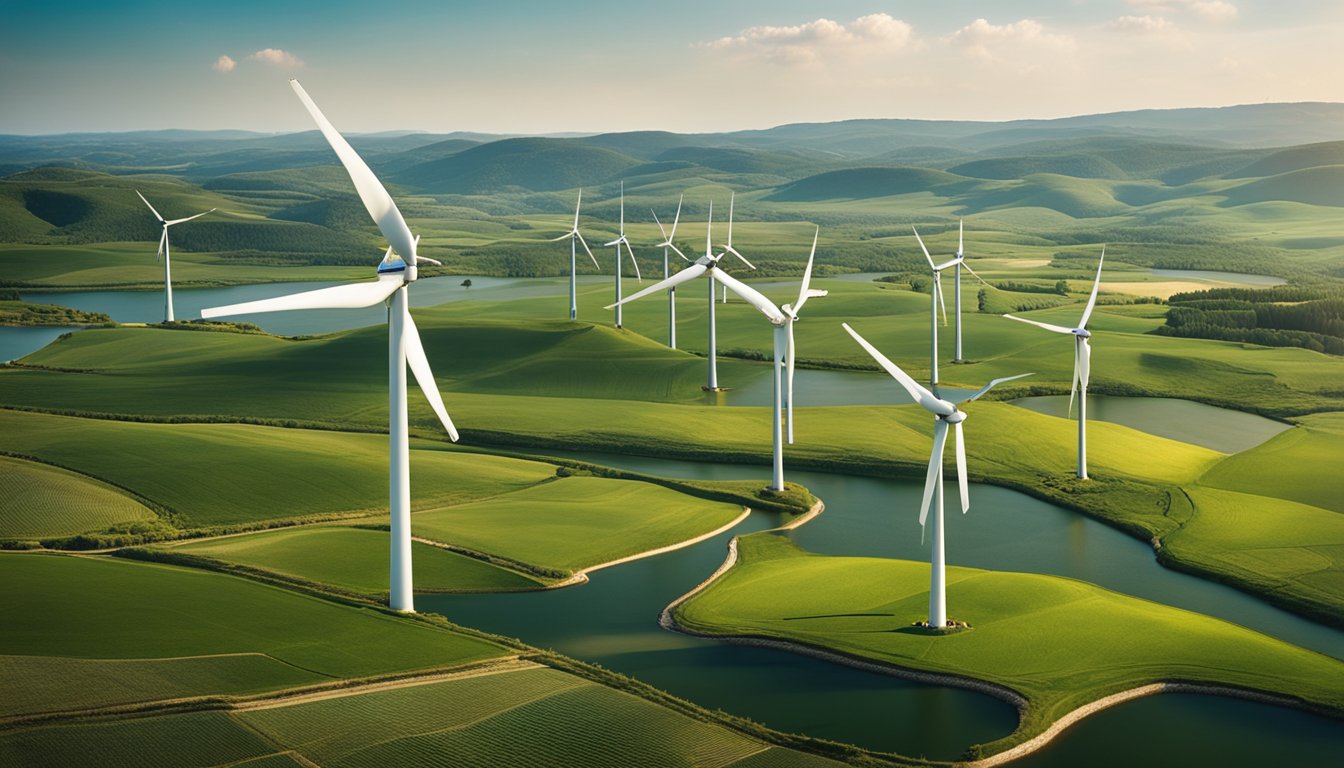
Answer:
2;1;1341;134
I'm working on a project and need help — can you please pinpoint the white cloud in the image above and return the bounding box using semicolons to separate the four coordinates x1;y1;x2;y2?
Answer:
248;48;303;68
703;13;914;66
1107;15;1177;35
947;18;1075;60
1127;0;1238;22
212;55;236;73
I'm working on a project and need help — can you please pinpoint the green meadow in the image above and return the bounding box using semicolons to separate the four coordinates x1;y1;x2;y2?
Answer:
0;553;506;717
673;533;1344;758
0;455;155;538
0;667;846;768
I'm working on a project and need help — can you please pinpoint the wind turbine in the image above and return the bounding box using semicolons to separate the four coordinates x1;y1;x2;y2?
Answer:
951;220;981;363
843;322;1030;628
651;195;684;348
550;189;600;320
912;224;984;385
717;192;756;306
1003;248;1105;480
782;228;828;444
603;182;641;328
697;193;757;389
609;231;792;491
135;191;214;323
201;80;456;614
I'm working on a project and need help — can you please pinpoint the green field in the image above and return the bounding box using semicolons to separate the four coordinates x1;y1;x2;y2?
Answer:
1199;411;1344;513
173;527;547;594
0;554;506;717
673;533;1344;758
0;667;847;768
0;455;155;538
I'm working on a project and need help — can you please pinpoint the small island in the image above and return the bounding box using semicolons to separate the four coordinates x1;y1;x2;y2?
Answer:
0;292;111;327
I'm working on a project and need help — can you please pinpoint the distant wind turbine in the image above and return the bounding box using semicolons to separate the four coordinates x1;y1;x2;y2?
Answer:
782;228;828;444
1003;248;1105;479
912;224;985;385
610;227;798;491
603;182;641;328
135;191;214;323
651;195;684;348
844;322;1030;628
201;80;456;613
550;189;600;320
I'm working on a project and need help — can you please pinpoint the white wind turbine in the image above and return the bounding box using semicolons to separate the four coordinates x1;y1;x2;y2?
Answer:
201;80;456;613
782;228;828;444
651;195;684;348
844;322;1030;628
135;191;214;323
701;194;756;389
912;224;984;385
610;230;793;491
603;182;641;328
1003;248;1105;479
550;189;601;320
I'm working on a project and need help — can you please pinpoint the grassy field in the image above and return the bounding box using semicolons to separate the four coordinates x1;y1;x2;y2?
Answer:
0;553;506;717
0;667;848;768
1198;411;1344;513
0;409;557;529
0;455;155;538
402;476;745;573
173;527;547;594
673;533;1344;759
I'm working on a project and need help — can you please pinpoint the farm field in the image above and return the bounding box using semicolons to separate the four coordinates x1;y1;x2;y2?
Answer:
0;455;155;538
672;533;1344;758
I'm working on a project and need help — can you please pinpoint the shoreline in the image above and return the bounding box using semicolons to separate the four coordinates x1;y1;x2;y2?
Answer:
659;501;1327;766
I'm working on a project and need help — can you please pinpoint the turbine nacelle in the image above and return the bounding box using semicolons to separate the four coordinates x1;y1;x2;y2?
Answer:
1073;328;1091;338
943;409;967;424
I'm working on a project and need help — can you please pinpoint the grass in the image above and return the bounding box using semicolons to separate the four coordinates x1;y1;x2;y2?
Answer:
0;553;506;716
0;299;109;326
0;667;847;768
173;526;547;593
0;455;155;538
673;533;1344;759
236;666;843;768
1198;411;1344;513
0;409;557;528
402;475;746;573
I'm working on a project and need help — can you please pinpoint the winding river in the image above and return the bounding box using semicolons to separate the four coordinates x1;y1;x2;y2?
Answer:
4;276;1341;764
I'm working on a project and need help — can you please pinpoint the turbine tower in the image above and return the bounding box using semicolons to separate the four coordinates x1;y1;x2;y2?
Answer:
550;189;600;320
201;80;457;613
1003;248;1106;479
912;226;984;385
782;228;828;444
135;191;214;323
651;196;684;348
611;236;803;492
844;323;1030;628
603;182;641;328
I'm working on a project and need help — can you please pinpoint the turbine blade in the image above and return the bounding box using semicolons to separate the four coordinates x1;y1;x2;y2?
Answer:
1078;247;1106;329
954;420;969;514
958;219;964;258
724;245;756;271
573;188;583;229
704;200;713;257
965;372;1034;402
651;209;669;242
136;190;164;222
670;194;682;238
548;233;573;242
793;227;820;313
201;274;402;318
577;231;600;269
919;419;950;528
841;323;950;415
1068;340;1080;417
606;263;706;308
618;181;625;234
912;226;936;269
156;230;166;262
726;191;735;246
165;208;215;226
709;266;785;324
402;307;460;441
290;80;417;263
936;271;948;325
668;243;692;263
962;261;991;287
1002;314;1074;335
414;255;443;266
625;240;642;282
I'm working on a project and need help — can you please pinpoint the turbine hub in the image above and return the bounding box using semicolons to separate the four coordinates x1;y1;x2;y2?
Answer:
1074;328;1091;338
945;409;967;424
